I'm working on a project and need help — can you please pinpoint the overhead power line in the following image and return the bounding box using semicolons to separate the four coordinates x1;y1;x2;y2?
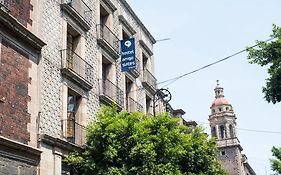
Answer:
194;120;281;135
158;37;276;88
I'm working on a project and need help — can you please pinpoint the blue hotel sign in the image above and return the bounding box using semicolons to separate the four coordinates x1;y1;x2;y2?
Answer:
121;38;136;72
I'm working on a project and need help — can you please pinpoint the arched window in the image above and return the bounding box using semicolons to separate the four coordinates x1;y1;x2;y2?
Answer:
220;125;225;139
211;127;217;137
229;125;234;138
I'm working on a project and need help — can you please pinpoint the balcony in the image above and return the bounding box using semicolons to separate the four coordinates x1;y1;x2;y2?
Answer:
60;49;93;90
60;0;92;31
97;24;120;58
126;97;143;112
99;79;124;109
127;57;140;78
61;119;86;146
142;68;157;93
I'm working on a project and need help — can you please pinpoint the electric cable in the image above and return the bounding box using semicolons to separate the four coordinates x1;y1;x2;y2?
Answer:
193;120;281;135
158;37;276;88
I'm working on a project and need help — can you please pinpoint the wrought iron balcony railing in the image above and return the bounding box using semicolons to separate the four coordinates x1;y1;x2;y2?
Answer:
127;57;140;78
97;24;120;55
142;68;157;92
126;97;143;112
61;119;86;146
99;79;124;108
60;49;93;89
61;0;92;27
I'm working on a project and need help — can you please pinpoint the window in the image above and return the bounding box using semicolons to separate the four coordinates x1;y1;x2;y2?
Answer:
100;5;110;27
221;151;226;156
211;127;217;137
67;88;82;143
122;30;130;40
125;77;134;111
102;60;111;81
142;53;148;70
66;24;81;72
229;124;234;138
146;95;152;115
220;125;225;139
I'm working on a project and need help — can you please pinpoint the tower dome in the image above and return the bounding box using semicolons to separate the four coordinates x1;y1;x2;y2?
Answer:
211;80;230;107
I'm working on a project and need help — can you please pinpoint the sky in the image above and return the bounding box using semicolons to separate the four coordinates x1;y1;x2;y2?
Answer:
126;1;281;174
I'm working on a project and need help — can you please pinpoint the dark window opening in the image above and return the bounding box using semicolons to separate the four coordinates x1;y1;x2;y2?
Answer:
211;127;217;137
229;124;234;138
220;125;225;139
100;5;109;27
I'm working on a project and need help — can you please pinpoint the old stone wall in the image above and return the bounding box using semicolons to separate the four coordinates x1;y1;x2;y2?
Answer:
0;38;31;144
3;0;32;27
219;147;244;175
0;155;37;175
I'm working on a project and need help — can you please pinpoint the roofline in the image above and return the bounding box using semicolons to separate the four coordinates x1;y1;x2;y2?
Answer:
119;0;156;44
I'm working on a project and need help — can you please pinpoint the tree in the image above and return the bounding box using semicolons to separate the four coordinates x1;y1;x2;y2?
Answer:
271;146;281;174
247;24;281;104
65;106;226;175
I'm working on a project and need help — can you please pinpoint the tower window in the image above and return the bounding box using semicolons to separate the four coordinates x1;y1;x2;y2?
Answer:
220;125;225;139
219;108;222;112
211;127;217;137
229;125;234;138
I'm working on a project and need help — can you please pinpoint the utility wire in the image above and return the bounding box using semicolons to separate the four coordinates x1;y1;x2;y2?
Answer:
158;37;276;88
94;36;277;99
194;120;281;135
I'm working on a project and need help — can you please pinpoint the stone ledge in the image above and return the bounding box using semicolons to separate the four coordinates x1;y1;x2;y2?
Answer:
118;15;136;35
39;134;83;153
0;8;46;51
139;40;153;56
0;136;41;165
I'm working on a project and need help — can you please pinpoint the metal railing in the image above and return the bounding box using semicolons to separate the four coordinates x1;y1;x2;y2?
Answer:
142;68;157;90
61;119;86;146
99;79;124;108
61;49;93;84
97;24;120;54
61;0;92;25
126;97;143;112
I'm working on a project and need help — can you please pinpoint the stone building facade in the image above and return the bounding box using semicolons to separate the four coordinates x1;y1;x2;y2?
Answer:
209;81;256;175
0;0;165;174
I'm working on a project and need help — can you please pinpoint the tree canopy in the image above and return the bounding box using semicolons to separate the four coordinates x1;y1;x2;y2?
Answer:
65;106;226;175
247;24;281;104
271;146;281;174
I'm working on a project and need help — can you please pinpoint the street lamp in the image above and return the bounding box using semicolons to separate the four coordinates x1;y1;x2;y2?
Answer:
153;88;172;116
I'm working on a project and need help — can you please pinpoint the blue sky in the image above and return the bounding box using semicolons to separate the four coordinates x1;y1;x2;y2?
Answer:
127;0;281;174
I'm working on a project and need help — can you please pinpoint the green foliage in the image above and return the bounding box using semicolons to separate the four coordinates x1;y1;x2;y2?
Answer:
66;106;226;175
247;24;281;104
271;146;281;174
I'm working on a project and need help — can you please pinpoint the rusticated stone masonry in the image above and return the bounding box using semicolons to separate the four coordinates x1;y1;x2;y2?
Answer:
0;38;31;144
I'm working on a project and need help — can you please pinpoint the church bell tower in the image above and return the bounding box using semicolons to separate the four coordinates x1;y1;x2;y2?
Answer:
209;81;246;175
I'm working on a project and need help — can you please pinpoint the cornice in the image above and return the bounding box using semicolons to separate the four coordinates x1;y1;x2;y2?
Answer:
119;0;156;44
0;8;46;51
